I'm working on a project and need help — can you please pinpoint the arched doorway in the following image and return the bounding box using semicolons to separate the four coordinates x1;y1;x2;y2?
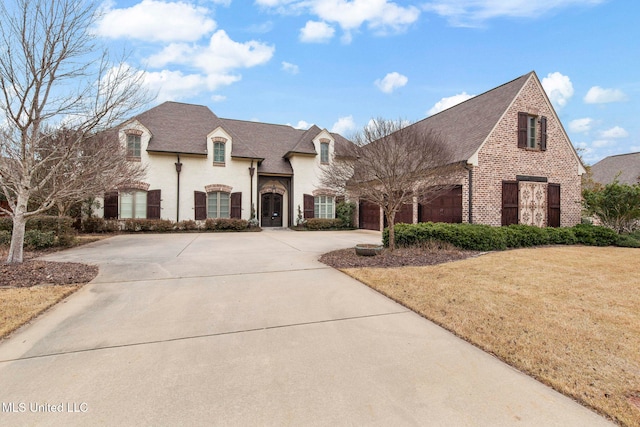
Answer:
261;192;283;227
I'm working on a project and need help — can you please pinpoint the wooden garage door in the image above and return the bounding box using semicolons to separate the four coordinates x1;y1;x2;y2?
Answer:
383;203;414;228
359;200;380;231
419;186;462;224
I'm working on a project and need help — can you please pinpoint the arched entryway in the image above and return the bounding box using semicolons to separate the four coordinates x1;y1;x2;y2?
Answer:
261;193;283;227
258;178;290;227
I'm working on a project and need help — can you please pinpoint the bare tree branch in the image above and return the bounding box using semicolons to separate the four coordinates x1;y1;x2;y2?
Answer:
320;118;462;250
0;0;152;263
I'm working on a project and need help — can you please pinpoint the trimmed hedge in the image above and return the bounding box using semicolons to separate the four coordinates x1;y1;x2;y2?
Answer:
204;218;249;231
383;222;623;250
304;218;343;230
0;215;74;236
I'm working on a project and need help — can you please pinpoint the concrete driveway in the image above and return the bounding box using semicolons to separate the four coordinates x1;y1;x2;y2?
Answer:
0;230;611;426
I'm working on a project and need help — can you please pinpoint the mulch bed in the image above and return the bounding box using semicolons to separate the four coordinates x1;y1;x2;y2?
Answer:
0;260;98;288
319;246;482;269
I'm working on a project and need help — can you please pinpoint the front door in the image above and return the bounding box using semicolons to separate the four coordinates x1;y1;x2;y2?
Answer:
261;193;283;227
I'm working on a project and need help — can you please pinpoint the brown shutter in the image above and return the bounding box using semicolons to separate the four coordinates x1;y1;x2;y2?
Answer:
147;189;161;219
517;112;527;149
303;194;314;219
501;181;519;226
540;116;547;151
230;192;242;219
547;184;560;227
104;191;118;219
194;191;206;220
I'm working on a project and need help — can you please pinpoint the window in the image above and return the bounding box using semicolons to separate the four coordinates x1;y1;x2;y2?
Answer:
120;190;147;219
527;116;537;149
127;134;141;158
213;141;225;165
208;192;230;218
320;142;329;164
314;195;334;219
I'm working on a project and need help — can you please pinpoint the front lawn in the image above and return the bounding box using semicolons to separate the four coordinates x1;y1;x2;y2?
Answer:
342;246;640;427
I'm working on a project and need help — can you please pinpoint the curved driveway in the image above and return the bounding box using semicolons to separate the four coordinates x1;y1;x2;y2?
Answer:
0;230;611;426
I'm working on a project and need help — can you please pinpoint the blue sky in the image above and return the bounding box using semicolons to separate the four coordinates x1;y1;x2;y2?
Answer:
95;0;639;165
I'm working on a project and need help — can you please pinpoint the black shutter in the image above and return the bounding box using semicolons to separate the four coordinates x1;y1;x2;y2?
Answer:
501;181;519;226
540;116;547;151
547;184;560;227
230;192;242;219
194;191;207;220
303;194;314;219
104;191;118;219
147;189;161;219
517;112;528;149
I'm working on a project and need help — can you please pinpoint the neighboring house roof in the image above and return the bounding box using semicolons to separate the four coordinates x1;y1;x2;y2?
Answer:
409;72;532;164
123;101;350;176
591;152;640;185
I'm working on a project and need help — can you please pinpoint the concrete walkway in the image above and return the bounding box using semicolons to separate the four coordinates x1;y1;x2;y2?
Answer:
0;230;612;426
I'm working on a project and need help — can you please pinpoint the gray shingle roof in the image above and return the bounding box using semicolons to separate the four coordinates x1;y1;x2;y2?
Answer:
408;72;532;163
591;152;640;185
124;101;352;175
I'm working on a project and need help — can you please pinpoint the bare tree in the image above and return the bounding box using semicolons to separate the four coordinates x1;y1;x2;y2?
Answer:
321;118;460;250
30;128;147;217
0;0;150;263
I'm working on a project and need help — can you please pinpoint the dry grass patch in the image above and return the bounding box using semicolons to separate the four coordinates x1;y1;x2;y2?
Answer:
0;284;81;338
344;246;640;427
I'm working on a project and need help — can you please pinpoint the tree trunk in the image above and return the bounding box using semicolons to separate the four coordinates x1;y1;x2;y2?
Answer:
6;193;29;264
386;211;397;251
7;213;26;263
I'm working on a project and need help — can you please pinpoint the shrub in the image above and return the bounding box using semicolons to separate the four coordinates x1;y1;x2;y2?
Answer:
204;218;248;231
122;219;175;232
0;230;10;245
177;220;200;231
82;217;106;233
616;234;640;248
386;222;625;251
335;201;356;228
24;230;55;249
304;218;343;230
572;224;618;246
26;216;74;236
0;217;11;232
56;233;77;247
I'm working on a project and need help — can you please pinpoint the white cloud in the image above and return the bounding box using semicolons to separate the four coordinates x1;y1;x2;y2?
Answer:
291;120;311;129
541;72;574;108
568;118;593;134
592;139;617;148
375;72;408;94
600;126;628;139
96;0;216;42
428;92;474;115
423;0;605;27
282;61;300;75
300;21;335;43
263;1;420;42
584;86;627;104
142;70;208;102
211;94;227;102
331;115;357;135
148;30;274;75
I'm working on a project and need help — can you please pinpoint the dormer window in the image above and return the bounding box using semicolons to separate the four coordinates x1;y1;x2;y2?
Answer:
212;137;227;166
320;141;329;164
125;131;143;159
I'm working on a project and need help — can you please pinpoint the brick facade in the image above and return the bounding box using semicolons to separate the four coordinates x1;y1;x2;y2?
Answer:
470;76;582;227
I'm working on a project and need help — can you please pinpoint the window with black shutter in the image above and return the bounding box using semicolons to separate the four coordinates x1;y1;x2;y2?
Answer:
230;192;242;219
540;116;547;151
104;191;118;219
147;189;161;219
194;191;207;220
303;194;314;219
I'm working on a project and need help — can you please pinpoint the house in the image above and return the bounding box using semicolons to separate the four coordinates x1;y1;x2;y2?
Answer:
358;71;586;230
590;152;640;185
100;102;352;227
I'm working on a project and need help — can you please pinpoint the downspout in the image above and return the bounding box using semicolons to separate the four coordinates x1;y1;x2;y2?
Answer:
249;160;255;219
464;163;473;224
175;154;182;222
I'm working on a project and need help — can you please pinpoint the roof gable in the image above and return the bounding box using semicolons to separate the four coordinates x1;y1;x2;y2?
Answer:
409;72;532;164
